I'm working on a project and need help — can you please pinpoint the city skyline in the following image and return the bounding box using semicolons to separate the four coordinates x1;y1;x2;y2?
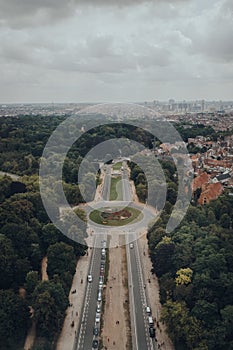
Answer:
0;0;232;103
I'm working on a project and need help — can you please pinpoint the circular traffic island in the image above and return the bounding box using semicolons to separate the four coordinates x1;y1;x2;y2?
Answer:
89;206;143;226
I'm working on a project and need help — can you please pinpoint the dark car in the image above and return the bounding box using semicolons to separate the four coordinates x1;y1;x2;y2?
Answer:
149;327;155;338
92;339;99;348
93;327;99;336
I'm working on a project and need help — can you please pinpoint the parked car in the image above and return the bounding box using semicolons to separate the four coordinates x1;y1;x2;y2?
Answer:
92;339;99;348
87;274;93;282
146;306;151;315
129;243;134;249
97;291;102;302
96;304;101;313
95;313;100;323
148;316;154;326
149;327;155;338
93;327;99;336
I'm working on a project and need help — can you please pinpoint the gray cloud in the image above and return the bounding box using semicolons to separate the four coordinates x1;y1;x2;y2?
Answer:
0;0;232;102
184;0;233;63
0;0;186;28
0;0;75;28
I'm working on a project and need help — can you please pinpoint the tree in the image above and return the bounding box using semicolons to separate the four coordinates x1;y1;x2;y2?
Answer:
0;175;12;203
161;300;203;350
220;213;231;229
0;289;30;349
47;242;76;278
33;281;68;338
25;271;39;295
151;236;175;277
175;268;193;286
0;234;16;289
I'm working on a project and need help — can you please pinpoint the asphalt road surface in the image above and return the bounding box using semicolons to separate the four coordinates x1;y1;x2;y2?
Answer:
75;161;157;349
121;161;132;202
101;165;111;201
74;234;107;350
127;234;156;350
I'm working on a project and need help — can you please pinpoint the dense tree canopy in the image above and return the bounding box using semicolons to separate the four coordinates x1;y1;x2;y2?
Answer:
148;190;233;350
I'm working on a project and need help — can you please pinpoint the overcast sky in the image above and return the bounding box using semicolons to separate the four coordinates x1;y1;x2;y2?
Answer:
0;0;232;103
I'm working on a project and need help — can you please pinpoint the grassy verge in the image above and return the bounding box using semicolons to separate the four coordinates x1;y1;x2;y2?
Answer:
110;176;122;201
89;207;143;227
112;162;123;170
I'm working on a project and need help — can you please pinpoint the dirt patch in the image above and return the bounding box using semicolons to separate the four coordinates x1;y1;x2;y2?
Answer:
102;246;130;350
41;256;49;281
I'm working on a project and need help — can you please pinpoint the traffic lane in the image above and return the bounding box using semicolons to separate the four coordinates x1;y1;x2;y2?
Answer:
102;168;111;201
121;168;132;202
129;244;149;350
81;247;102;350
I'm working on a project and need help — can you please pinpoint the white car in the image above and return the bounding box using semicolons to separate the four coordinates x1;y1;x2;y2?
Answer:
146;306;151;315
129;243;134;249
96;304;101;313
97;291;102;302
88;274;93;282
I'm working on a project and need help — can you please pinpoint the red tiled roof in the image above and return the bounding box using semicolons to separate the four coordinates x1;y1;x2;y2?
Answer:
192;172;210;191
198;182;223;205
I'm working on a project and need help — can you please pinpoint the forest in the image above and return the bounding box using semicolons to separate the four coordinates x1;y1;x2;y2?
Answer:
146;165;233;350
0;114;232;349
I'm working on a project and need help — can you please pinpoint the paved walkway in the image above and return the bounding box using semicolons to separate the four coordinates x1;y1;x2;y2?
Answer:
0;170;20;180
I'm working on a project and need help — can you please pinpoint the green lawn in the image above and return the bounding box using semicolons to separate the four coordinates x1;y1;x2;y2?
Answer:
110;176;123;201
89;207;143;226
112;162;123;170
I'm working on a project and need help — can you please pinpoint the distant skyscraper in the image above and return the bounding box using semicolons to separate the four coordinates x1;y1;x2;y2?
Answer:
201;99;205;112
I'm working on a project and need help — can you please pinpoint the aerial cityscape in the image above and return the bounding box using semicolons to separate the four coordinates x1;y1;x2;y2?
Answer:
0;0;233;350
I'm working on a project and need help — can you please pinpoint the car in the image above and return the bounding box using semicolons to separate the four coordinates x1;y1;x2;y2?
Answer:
99;276;104;283
97;291;102;301
87;274;93;282
93;327;99;336
102;240;107;248
92;339;99;349
148;316;154;326
96;304;101;313
95;313;100;323
129;243;134;249
149;327;155;338
146;306;151;315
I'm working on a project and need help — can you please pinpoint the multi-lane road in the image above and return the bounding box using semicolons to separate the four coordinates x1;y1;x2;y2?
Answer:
73;234;107;350
74;160;157;350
